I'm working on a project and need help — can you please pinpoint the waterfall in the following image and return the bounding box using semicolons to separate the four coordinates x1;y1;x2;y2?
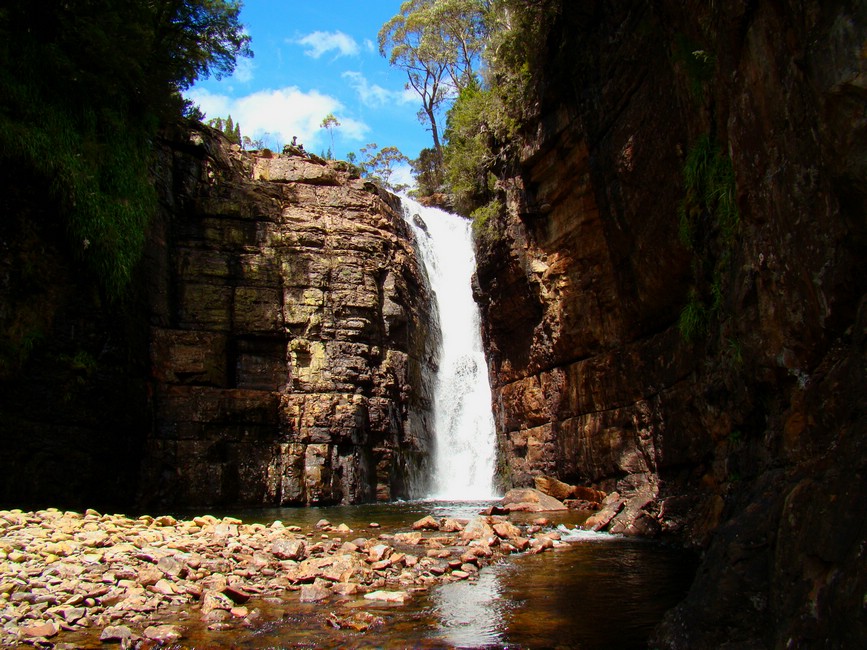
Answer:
400;197;498;500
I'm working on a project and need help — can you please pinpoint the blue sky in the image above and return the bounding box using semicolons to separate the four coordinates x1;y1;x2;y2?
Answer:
186;1;433;185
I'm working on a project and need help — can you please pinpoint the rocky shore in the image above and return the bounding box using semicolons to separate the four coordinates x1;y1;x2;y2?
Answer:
0;500;574;648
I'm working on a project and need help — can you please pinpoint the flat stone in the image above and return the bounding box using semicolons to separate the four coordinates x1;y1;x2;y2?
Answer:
21;620;59;638
299;583;330;602
363;590;410;603
144;624;183;643
99;624;133;643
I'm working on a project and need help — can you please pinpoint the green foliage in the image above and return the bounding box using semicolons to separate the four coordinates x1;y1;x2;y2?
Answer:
379;0;488;171
208;113;242;144
470;198;503;241
0;0;251;298
410;148;445;197
320;113;341;155
434;0;555;206
678;288;709;343
359;143;410;193
679;134;739;249
443;83;498;214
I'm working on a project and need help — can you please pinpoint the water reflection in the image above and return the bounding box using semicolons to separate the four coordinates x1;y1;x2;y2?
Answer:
426;536;696;649
432;563;510;646
112;502;694;649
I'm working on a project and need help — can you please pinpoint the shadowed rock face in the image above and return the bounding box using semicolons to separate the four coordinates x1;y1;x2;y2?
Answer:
475;1;867;647
139;126;437;508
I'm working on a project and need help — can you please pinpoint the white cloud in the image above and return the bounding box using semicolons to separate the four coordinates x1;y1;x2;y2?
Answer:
186;87;369;151
391;162;416;192
342;71;416;108
295;31;359;59
231;57;255;84
363;38;376;53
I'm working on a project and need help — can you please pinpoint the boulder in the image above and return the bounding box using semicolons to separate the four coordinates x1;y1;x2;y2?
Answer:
534;475;577;501
492;521;523;539
460;517;495;542
500;488;568;512
411;515;439;531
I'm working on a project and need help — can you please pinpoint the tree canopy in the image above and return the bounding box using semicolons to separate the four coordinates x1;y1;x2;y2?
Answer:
379;0;488;172
0;0;251;296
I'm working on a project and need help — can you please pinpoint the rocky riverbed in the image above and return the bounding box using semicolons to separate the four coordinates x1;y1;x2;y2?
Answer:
0;502;573;648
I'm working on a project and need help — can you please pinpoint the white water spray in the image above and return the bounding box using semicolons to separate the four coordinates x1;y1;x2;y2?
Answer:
400;197;498;500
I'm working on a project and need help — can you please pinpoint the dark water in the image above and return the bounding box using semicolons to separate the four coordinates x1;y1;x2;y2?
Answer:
71;501;696;649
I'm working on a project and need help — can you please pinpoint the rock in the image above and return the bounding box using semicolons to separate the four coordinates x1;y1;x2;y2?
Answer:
460;517;495;542
367;544;393;563
331;582;361;596
363;590;410;604
99;625;133;643
270;538;306;561
224;583;252;604
21;621;59;638
534;475;577;501
201;590;235;616
411;515;439;531
394;531;423;545
501;488;568;512
492;521;523;539
439;518;464;532
151;578;176;595
156;556;186;578
299;583;330;602
326;611;383;631
144;625;183;644
137;565;162;587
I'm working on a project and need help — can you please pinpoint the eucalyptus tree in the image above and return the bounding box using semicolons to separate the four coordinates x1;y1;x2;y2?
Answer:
378;0;488;166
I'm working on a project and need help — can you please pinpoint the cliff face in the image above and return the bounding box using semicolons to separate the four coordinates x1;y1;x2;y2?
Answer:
476;1;866;646
140;126;437;508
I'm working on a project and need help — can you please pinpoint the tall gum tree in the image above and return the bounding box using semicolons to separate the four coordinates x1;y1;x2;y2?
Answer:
378;0;487;168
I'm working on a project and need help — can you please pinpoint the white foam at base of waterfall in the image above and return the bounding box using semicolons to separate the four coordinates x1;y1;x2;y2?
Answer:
401;197;498;501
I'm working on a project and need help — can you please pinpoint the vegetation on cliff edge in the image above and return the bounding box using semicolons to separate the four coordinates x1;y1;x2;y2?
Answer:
0;0;251;298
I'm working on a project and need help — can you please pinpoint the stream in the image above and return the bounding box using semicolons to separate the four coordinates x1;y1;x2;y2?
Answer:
76;500;694;649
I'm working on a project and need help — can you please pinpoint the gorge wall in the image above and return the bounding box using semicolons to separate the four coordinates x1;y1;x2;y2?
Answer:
140;127;437;509
476;1;866;646
0;125;437;511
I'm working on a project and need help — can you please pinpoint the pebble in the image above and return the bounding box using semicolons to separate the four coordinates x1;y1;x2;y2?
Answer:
0;507;565;647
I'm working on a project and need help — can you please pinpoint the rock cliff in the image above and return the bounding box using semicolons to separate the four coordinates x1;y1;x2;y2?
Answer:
475;1;866;646
139;126;437;508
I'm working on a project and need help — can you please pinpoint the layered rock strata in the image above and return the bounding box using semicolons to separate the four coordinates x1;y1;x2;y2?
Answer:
475;1;866;646
140;127;436;508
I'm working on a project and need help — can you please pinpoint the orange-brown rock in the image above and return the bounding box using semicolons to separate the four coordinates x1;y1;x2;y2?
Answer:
475;2;867;647
500;488;568;512
138;125;437;507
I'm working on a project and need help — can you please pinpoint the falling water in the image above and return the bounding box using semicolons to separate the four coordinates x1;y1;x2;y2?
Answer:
400;197;498;500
